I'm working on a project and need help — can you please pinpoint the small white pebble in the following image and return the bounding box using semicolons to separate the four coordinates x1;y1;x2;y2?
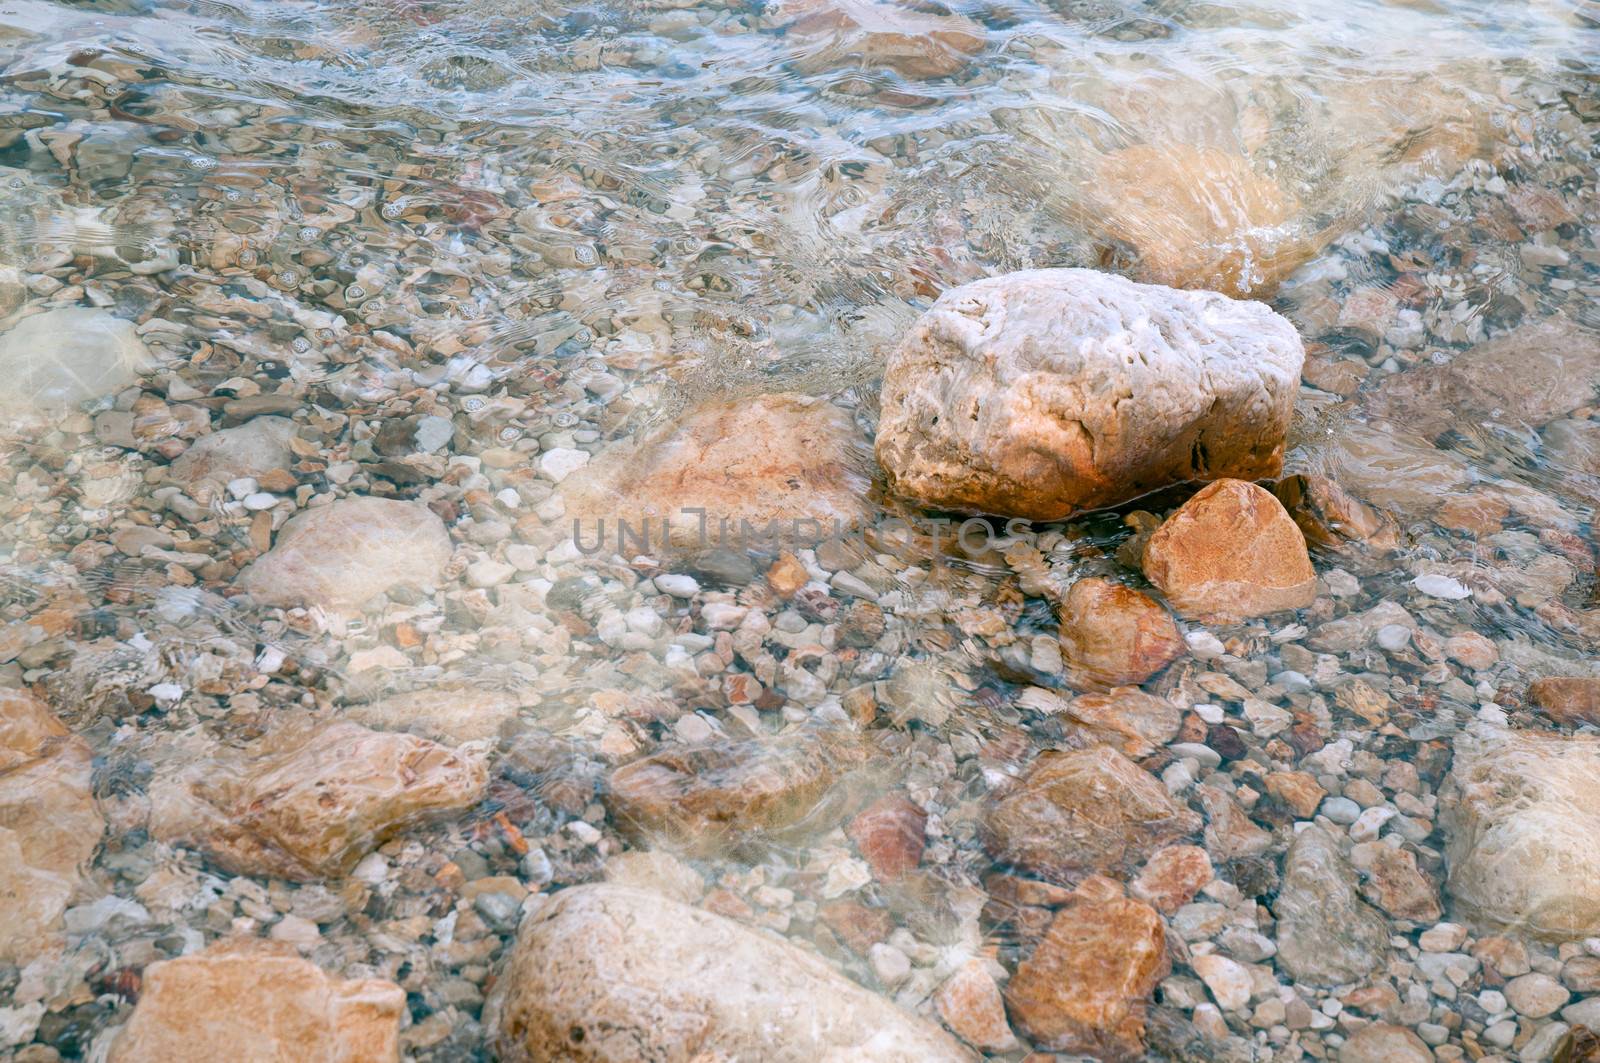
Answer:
1413;573;1472;599
538;447;590;483
1375;624;1412;652
655;573;700;598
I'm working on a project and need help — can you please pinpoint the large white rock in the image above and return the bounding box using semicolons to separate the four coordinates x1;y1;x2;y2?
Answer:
0;307;155;413
876;269;1304;520
1442;730;1600;940
487;884;973;1062
239;496;452;612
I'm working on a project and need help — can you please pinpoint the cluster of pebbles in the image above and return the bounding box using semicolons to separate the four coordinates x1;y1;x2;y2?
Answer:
1;0;1600;1060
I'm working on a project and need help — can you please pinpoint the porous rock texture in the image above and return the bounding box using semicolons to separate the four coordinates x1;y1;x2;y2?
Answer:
875;268;1303;520
560;392;871;553
239;496;452;612
1442;729;1600;939
107;939;404;1063
486;883;973;1063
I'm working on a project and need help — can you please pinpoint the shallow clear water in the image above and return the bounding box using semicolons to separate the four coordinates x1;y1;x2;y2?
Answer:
0;0;1598;1058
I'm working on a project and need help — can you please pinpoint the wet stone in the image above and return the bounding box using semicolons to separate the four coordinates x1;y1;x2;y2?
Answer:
150;721;488;881
1004;896;1167;1060
1143;479;1317;622
981;745;1201;885
487;884;971;1062
1273;824;1390;986
876;268;1303;520
605;730;849;856
238;496;453;613
107;940;404;1063
1056;577;1184;691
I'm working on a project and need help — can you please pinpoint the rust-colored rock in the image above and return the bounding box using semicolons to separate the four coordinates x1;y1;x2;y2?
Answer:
107;939;404;1063
150;721;488;881
606;731;845;855
981;746;1200;885
1129;845;1213;914
1092;145;1328;298
1143;479;1317;622
1005;897;1167;1060
1527;677;1600;727
936;958;1018;1053
1057;578;1184;691
847;793;927;883
1265;771;1327;819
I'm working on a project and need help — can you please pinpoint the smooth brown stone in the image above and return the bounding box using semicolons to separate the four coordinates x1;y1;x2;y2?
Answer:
982;746;1200;885
1527;677;1600;727
1143;478;1317;622
0;689;104;963
150;721;487;881
847;793;927;883
1057;578;1184;691
1128;845;1213;914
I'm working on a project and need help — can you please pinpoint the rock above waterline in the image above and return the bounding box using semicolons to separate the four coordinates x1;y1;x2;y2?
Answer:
239;496;452;612
875;269;1303;521
107;940;404;1063
560;392;871;554
1057;577;1184;691
1005;896;1166;1060
486;883;973;1063
1442;730;1600;939
605;731;848;856
0;307;155;413
0;690;104;964
150;720;487;881
981;745;1200;884
1143;479;1317;622
1274;824;1389;986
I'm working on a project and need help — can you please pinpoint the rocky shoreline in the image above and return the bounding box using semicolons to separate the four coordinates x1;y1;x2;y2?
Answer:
0;3;1598;1061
